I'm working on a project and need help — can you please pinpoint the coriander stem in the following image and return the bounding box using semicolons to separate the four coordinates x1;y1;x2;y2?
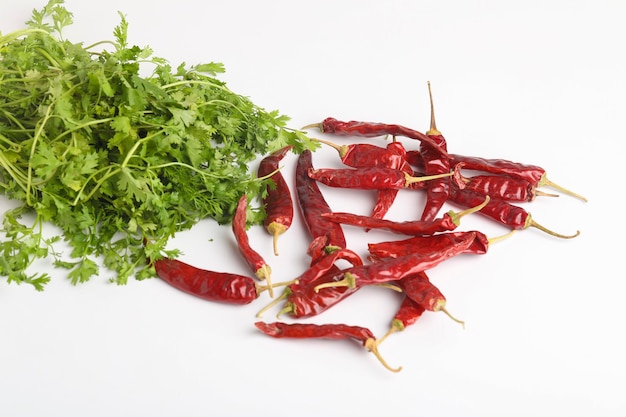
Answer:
83;40;118;51
0;109;28;133
35;47;62;69
120;131;162;168
0;28;51;46
160;79;228;91
51;117;115;143
72;165;118;205
0;152;28;192
196;99;248;118
0;131;21;149
26;104;54;206
147;161;228;178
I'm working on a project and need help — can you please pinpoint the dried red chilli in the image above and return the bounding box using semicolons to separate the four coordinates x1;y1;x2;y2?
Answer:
254;245;366;318
407;151;587;202
372;141;413;219
452;162;558;202
407;151;542;183
257;145;294;256
254;321;401;372
154;258;260;305
461;174;540;202
371;188;400;220
233;194;274;296
378;295;426;344
312;137;413;219
256;246;365;317
302;117;449;157
255;321;374;340
295;150;347;253
448;184;580;239
386;140;408;158
256;265;338;318
314;232;480;291
308;166;453;190
312;137;408;170
292;247;363;288
321;196;488;236
367;230;492;262
277;267;360;319
274;267;403;319
419;82;452;222
395;271;464;327
306;235;340;265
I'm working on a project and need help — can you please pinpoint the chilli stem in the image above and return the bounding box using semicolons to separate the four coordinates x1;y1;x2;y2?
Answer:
377;319;405;345
374;283;404;292
538;174;587;202
364;338;403;373
426;81;442;136
310;137;348;158
267;222;287;256
448;195;490;226
255;288;290;318
404;171;454;186
487;229;516;245
256;264;274;298
301;122;323;131
525;215;580;239
433;300;465;328
313;272;356;292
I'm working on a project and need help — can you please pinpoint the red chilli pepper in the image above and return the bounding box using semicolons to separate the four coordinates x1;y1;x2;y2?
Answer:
154;258;259;305
314;232;479;291
305;235;338;265
233;194;274;296
448;184;580;239
396;271;464;326
293;247;363;288
308;167;453;190
255;321;374;341
321;196;488;236
408;152;541;183
382;295;426;341
312;137;408;170
367;230;491;262
393;296;426;329
302;117;449;157
279;271;357;318
256;246;365;317
372;141;414;219
452;162;558;202
258;145;294;256
312;137;413;219
254;321;401;372
257;249;363;317
407;151;587;202
419;82;451;222
295;150;347;255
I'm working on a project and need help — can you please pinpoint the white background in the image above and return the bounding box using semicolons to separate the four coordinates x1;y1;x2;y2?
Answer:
1;1;625;416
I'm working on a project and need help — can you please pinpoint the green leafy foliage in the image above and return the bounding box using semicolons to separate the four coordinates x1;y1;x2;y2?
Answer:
0;1;317;289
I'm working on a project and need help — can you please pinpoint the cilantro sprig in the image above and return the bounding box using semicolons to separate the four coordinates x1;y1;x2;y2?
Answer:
0;0;316;289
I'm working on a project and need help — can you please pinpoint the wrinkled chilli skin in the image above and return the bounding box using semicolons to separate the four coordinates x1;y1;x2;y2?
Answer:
295;150;347;250
258;146;294;255
154;258;258;304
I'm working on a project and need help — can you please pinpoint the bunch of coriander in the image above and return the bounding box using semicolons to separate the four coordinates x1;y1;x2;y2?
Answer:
0;0;315;289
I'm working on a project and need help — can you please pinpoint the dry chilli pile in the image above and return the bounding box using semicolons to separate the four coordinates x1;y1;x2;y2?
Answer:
1;2;587;373
156;83;587;373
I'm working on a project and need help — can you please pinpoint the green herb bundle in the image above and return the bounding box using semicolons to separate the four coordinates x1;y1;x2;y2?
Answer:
0;0;315;289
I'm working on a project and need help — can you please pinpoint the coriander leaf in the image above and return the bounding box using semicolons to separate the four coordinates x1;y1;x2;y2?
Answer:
0;0;316;289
